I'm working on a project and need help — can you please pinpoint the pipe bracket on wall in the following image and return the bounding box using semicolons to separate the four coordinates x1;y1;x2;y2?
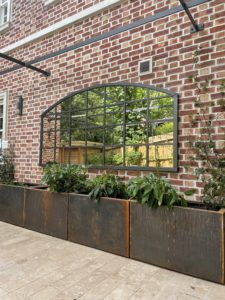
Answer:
0;53;51;77
179;0;204;33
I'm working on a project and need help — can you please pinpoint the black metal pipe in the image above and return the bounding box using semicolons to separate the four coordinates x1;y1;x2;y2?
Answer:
179;0;204;32
0;0;209;76
0;53;50;77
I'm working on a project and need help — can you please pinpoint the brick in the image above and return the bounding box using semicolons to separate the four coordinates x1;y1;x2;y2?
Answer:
0;0;223;203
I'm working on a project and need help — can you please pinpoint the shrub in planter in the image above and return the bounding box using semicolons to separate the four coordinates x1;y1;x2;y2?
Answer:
0;148;14;184
88;174;128;201
42;164;88;193
23;163;86;239
128;174;225;284
129;50;225;283
126;174;187;208
0;147;24;226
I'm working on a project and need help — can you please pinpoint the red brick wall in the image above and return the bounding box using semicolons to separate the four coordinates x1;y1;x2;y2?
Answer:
0;0;224;200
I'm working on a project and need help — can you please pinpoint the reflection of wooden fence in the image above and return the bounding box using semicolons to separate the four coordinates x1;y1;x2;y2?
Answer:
148;145;173;168
58;133;173;167
147;133;173;167
59;141;103;164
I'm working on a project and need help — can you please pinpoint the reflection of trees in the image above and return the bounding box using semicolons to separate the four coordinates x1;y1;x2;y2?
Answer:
60;86;174;145
56;85;174;167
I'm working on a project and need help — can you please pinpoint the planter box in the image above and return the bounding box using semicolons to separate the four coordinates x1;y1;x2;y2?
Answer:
68;194;130;257
0;184;25;227
24;188;68;239
130;201;225;284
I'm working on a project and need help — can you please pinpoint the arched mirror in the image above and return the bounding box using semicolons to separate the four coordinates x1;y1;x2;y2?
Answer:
40;83;178;171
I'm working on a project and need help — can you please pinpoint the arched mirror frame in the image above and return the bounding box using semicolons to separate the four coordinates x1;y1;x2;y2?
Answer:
39;83;178;172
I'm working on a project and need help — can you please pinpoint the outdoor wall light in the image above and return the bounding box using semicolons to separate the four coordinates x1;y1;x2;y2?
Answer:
16;96;24;116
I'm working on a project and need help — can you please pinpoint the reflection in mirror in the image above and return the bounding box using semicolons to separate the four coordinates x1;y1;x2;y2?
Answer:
71;114;86;131
71;93;86;112
148;145;173;168
125;147;145;167
87;151;104;165
40;84;177;170
150;104;173;121
88;88;104;108
126;100;147;125
105;147;124;166
106;106;123;126
151;122;174;143
105;125;124;146
88;107;104;126
126;124;147;146
126;86;147;102
85;129;104;166
106;86;125;104
42;148;54;164
150;95;174;106
87;128;103;143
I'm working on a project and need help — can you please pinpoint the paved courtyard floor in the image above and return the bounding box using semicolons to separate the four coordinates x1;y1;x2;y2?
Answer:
0;222;225;300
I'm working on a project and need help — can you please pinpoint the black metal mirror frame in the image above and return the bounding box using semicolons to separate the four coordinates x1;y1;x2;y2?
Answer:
39;83;178;172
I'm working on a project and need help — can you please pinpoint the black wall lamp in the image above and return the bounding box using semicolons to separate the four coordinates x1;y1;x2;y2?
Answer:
16;96;24;116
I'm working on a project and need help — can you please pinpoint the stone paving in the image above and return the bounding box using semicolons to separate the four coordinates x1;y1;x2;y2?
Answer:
0;221;225;300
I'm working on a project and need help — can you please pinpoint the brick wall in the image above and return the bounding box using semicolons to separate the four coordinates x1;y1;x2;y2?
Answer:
0;0;224;200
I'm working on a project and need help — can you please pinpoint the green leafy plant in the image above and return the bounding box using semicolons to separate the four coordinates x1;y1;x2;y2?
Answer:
86;152;123;166
126;150;143;166
88;174;128;201
126;174;187;208
187;49;225;208
0;148;15;184
87;150;143;167
111;152;123;165
42;164;88;193
87;154;103;165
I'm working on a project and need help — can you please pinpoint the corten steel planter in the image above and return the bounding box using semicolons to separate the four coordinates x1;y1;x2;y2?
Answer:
0;184;25;227
68;194;130;257
24;188;68;239
130;201;225;284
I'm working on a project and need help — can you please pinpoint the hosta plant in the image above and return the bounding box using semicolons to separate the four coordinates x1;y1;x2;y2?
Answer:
88;174;127;201
126;174;187;208
42;164;88;193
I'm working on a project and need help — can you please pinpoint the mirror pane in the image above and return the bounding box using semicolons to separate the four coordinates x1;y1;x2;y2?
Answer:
41;85;176;170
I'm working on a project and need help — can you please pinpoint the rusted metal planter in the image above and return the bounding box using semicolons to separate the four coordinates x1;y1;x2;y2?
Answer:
0;184;25;227
130;201;225;284
68;194;130;257
24;188;68;239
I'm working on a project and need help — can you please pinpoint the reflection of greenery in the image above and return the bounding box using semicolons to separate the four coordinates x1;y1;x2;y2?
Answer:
154;122;173;136
111;153;123;165
150;102;173;121
125;123;146;145
126;150;143;166
87;154;103;165
57;85;175;167
87;149;143;167
87;152;122;166
125;88;146;144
